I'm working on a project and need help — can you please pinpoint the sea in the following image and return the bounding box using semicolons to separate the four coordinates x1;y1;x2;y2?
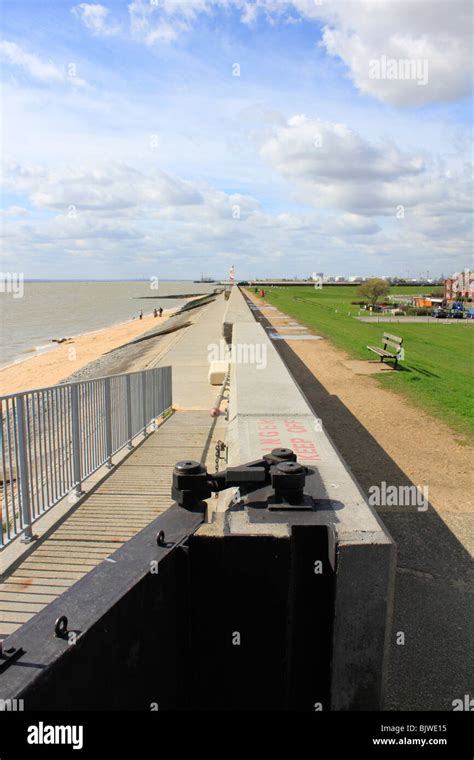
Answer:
0;280;219;369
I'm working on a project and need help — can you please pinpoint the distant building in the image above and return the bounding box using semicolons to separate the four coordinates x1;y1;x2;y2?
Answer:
413;296;443;308
444;269;474;301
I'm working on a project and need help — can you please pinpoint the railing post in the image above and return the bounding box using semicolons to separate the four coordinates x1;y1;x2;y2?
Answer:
154;369;159;420
162;367;167;413
168;366;172;411
16;395;34;543
105;377;113;467
126;374;133;449
151;370;158;432
71;384;84;497
142;373;147;436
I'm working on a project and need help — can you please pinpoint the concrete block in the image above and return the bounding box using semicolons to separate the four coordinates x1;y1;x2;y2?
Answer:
208;360;229;386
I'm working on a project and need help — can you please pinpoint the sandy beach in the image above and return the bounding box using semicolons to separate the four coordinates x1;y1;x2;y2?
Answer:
0;308;178;396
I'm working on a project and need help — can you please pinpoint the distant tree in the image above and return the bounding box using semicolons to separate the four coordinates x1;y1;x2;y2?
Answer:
358;278;390;305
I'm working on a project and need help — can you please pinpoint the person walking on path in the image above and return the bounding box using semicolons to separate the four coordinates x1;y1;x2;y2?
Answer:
153;308;158;317
139;310;143;320
159;307;163;317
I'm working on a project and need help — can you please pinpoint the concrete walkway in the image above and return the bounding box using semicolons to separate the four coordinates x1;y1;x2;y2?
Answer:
0;294;228;642
153;294;229;408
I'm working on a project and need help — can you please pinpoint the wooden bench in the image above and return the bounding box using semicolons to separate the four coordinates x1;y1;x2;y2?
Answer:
367;332;403;368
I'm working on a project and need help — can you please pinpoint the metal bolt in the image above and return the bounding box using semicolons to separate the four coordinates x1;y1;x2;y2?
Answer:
277;461;304;475
271;448;295;461
157;531;166;546
55;616;68;638
174;460;201;474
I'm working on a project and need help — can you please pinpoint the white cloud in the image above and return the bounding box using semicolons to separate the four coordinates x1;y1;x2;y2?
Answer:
260;114;425;182
0;40;87;87
128;0;213;45
3;162;204;212
258;115;470;224
2;157;471;278
71;3;120;37
314;0;473;106
334;213;381;236
126;0;310;44
261;0;474;105
0;41;58;84
77;0;472;105
0;205;28;217
2;0;471;277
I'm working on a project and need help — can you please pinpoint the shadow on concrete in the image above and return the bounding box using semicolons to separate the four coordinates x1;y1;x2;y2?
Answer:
249;296;473;711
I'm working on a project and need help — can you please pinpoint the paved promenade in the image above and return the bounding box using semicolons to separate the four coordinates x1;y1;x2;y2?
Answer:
0;294;228;641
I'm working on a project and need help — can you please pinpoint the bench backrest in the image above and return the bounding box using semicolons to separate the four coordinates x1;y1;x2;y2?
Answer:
383;332;403;352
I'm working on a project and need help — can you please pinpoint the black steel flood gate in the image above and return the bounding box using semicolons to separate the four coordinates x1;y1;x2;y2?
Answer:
0;449;336;710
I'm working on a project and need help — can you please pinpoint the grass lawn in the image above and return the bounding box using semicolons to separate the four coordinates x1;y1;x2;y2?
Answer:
247;286;474;439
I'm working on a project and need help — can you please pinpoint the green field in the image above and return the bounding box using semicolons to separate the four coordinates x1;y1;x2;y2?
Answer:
248;286;474;439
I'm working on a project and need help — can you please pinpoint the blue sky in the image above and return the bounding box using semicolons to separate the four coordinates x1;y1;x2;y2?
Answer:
1;0;472;279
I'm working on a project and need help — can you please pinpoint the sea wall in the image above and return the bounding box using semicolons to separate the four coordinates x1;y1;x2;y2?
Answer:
219;286;396;710
222;284;255;344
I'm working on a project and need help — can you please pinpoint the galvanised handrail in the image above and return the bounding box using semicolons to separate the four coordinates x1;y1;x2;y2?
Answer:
0;366;172;548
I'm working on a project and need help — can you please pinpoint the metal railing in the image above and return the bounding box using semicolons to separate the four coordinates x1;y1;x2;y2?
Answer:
0;366;172;548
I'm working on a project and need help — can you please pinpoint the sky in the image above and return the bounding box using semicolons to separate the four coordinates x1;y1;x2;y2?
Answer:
0;0;473;280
